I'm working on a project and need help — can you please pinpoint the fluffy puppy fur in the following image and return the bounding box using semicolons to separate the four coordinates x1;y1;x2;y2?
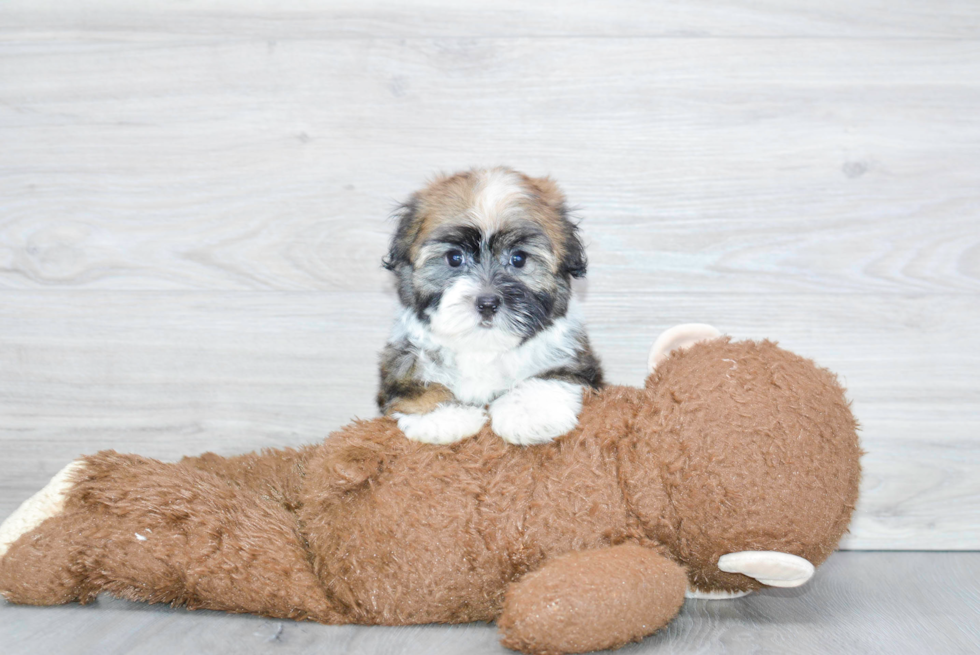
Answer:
378;167;603;445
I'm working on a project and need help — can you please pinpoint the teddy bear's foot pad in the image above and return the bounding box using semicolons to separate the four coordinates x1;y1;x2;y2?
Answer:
717;551;815;588
0;460;84;559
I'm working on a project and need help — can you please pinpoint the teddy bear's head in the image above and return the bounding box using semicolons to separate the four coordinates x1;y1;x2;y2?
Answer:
617;337;861;593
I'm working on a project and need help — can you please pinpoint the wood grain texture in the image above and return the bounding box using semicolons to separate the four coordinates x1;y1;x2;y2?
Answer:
1;36;978;294
1;1;978;553
3;0;980;37
0;552;978;654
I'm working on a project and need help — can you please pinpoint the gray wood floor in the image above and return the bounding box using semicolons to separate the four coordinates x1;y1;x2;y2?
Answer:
1;552;978;654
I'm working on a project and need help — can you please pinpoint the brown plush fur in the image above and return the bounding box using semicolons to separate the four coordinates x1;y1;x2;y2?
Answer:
498;544;688;655
0;338;861;655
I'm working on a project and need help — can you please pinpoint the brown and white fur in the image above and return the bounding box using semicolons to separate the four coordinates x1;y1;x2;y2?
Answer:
378;167;603;445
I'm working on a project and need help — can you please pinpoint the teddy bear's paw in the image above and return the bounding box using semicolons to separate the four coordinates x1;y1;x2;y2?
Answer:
648;323;722;373
393;403;488;444
0;460;85;560
490;379;583;446
717;551;815;588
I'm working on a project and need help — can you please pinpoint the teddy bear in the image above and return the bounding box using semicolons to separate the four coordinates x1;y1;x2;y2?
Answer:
0;325;861;655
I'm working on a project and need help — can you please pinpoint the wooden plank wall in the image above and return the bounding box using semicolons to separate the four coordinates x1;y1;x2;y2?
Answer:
1;1;978;550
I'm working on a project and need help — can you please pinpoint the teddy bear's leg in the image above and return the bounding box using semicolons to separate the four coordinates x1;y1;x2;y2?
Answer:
0;452;342;622
0;460;85;560
179;445;316;512
497;544;687;655
647;323;722;373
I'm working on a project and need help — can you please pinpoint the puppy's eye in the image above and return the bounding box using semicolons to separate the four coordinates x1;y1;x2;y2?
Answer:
510;251;528;269
446;250;464;268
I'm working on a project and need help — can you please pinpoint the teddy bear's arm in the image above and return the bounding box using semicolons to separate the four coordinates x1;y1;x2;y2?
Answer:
0;451;343;622
497;544;687;655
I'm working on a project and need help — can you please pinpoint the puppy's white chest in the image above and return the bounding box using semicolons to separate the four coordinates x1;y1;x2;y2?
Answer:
397;309;584;407
420;349;517;406
453;351;517;405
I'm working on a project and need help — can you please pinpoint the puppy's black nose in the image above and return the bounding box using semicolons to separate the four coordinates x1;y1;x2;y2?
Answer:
476;294;501;318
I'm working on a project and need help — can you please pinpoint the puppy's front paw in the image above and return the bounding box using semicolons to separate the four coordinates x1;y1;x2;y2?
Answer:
393;403;488;445
490;379;583;446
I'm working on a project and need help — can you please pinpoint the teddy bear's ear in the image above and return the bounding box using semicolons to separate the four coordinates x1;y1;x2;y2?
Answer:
717;551;815;588
648;324;723;374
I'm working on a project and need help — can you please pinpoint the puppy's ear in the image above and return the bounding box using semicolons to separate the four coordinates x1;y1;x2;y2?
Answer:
382;198;419;271
528;175;587;279
560;217;588;279
527;176;566;210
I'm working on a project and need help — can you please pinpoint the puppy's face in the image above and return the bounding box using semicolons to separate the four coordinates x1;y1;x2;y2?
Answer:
384;168;586;347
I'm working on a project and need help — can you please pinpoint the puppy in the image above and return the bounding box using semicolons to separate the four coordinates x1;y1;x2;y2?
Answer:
378;167;603;445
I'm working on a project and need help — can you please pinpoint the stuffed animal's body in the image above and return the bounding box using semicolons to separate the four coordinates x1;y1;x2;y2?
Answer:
0;331;861;655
